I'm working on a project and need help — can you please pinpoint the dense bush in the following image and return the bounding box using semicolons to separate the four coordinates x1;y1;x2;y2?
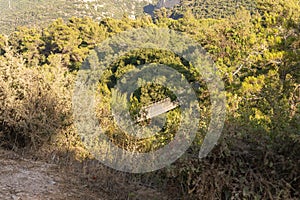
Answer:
0;48;74;149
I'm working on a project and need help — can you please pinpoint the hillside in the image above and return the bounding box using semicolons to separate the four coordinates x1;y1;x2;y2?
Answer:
152;0;257;19
176;0;257;18
0;0;154;34
0;0;260;35
0;0;299;199
0;0;261;35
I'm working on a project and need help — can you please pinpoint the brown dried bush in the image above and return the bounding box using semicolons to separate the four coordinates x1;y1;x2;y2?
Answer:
0;51;74;149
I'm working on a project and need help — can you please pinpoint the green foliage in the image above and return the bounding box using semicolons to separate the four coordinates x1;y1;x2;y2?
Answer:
95;48;199;152
155;0;257;20
0;34;8;55
9;27;44;66
0;0;299;198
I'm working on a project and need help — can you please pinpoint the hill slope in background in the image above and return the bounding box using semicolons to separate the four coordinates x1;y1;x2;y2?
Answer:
0;0;154;34
156;0;181;9
0;0;258;34
144;0;257;22
155;0;257;19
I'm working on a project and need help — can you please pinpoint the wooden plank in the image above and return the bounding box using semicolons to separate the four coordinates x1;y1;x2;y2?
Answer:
136;98;179;122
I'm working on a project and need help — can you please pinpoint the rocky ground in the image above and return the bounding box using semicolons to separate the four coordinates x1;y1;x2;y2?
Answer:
0;149;108;200
0;148;170;200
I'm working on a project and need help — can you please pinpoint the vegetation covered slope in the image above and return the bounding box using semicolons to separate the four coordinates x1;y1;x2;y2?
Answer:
0;0;154;34
171;0;257;19
0;0;299;199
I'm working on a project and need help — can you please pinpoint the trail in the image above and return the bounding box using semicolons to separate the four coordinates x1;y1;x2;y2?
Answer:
0;149;105;200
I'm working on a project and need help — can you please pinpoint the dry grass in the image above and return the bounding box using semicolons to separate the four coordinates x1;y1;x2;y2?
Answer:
0;50;74;149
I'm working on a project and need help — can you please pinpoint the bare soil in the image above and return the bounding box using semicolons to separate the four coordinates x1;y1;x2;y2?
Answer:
0;148;170;200
0;149;108;200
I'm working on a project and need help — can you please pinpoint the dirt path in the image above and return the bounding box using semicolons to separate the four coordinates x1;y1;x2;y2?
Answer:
0;149;106;200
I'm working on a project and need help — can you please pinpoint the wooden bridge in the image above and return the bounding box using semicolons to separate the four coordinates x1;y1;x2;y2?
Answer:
136;98;179;122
